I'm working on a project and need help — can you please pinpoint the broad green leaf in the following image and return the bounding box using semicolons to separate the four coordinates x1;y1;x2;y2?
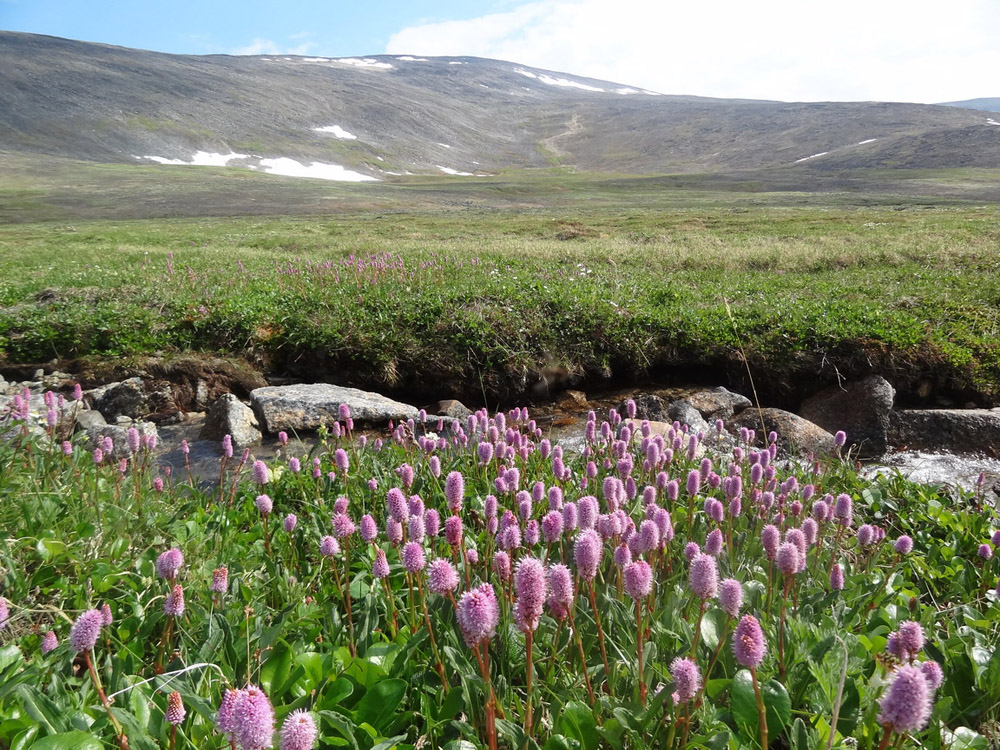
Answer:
353;678;407;733
261;642;293;695
15;685;67;734
30;731;102;750
730;669;759;740
763;678;791;735
0;644;24;672
556;700;599;750
942;726;989;750
319;709;361;750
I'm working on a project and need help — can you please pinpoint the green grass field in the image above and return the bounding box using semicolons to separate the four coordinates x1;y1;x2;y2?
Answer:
2;155;1000;406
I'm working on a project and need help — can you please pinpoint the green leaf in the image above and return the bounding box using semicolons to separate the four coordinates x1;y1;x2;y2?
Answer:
763;678;792;735
544;736;579;750
730;669;759;740
319;710;361;750
789;718;811;750
0;644;24;672
556;700;599;750
15;685;67;734
434;685;466;723
261;642;293;695
30;731;102;750
942;726;989;750
353;678;407;733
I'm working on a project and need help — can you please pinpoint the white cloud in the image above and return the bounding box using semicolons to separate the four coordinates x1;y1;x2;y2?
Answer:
230;38;314;56
386;0;1000;103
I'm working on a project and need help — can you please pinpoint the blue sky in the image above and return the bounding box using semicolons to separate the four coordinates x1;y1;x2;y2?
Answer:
2;0;999;102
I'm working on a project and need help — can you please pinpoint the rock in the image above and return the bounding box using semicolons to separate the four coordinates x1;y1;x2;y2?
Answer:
86;421;158;461
94;377;148;421
799;376;895;457
686;387;752;421
74;408;107;432
558;390;588;407
888;408;1000;458
250;383;420;433
200;393;262;448
432;399;473;420
730;408;836;456
620;394;671;422
667;400;711;436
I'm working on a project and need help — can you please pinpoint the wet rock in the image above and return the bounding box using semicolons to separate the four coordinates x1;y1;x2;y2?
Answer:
75;409;107;432
558;390;589;407
888;408;1000;458
620;394;670;422
686;387;752;421
86;421;158;461
250;383;419;433
667;400;711;436
432;399;473;420
800;376;895;457
730;408;836;456
94;377;148;421
200;393;261;448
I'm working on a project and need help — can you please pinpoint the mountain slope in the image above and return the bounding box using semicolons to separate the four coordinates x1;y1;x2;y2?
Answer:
2;31;1000;181
940;98;1000;113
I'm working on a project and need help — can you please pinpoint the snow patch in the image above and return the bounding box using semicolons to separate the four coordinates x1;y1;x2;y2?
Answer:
987;118;1000;126
448;61;464;65
313;125;357;140
794;152;829;163
302;57;332;62
259;157;378;181
436;165;474;176
515;68;604;92
334;57;393;69
138;151;248;166
396;56;428;62
437;143;452;149
857;138;878;144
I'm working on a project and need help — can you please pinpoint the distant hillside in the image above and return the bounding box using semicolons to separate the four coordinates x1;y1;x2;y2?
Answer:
940;98;1000;113
2;31;1000;182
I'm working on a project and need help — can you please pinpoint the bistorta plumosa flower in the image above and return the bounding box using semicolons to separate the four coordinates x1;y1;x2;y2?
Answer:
373;548;390;579
878;665;933;733
233;684;275;750
100;602;113;626
494;550;512;582
457;583;500;647
733;615;766;668
156;547;184;580
546;564;574;621
319;536;340;558
776;542;800;576
894;535;914;554
444;515;463;547
280;709;318;750
978;544;993;560
252;460;270;485
445;470;465;513
284;513;298;532
164;585;185;617
403;541;426;573
920;660;944;689
216;687;244;736
255;494;273;515
670;657;701;702
719;578;744;617
574;529;602;581
427;558;459;594
896;621;925;661
69;609;104;652
165;691;186;725
830;563;845;591
41;630;58;654
624;560;653;601
689;553;719;600
211;566;229;594
0;597;7;630
705;527;724;556
514;557;547;632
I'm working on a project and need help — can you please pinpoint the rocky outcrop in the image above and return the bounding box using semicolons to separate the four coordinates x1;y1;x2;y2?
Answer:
730;408;836;456
93;377;148;421
800;376;895;457
621;394;671;422
431;399;473;420
686;387;752;421
200;393;261;448
250;383;420;433
667;400;711;436
888;408;1000;458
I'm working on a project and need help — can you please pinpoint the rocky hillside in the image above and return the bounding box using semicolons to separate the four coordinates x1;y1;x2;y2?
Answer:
2;31;1000;181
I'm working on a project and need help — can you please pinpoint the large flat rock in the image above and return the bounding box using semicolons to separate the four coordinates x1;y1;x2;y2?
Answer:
250;383;419;433
889;408;1000;458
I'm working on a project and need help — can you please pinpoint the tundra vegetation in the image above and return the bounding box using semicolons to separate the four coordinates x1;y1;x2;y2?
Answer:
0;393;997;749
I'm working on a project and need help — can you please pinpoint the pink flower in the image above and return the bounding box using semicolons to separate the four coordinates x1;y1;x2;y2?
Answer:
360;514;378;543
233;684;275;750
41;630;58;654
386;488;408;522
320;536;340;558
217;687;244;736
733;615;767;668
156;548;184;580
445;515;464;547
574;529;603;581
164;585;185;617
403;542;426;573
514;557;547;632
719;578;743;617
427;558;459;594
457;584;500;647
546;563;574;620
894;535;914;554
776;542;800;576
373;548;390;579
284;514;298;532
878;665;933;733
165;691;186;725
255;494;273;515
624;560;654;601
494;550;512;582
704;528;724;557
211;566;229;594
670;657;701;702
761;525;780;560
445;471;465;513
252;460;270;486
689;553;718;600
280;709;318;750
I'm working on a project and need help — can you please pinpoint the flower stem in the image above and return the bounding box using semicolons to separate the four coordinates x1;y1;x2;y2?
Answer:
750;666;768;750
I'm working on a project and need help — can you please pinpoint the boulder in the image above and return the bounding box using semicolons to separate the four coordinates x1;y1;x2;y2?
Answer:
620;394;671;422
86;422;158;461
75;408;107;432
667;400;711;436
250;383;419;433
730;408;836;456
888;408;1000;458
799;376;895;457
686;387;752;421
94;377;148;421
200;393;261;448
432;399;473;420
